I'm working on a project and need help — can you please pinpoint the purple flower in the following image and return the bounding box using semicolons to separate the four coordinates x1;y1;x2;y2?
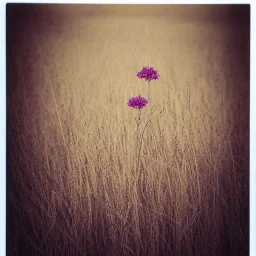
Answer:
127;95;148;109
137;66;160;81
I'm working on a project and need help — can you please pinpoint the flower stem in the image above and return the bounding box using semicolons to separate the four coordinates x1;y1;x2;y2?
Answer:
148;81;153;113
148;81;150;102
135;108;164;175
136;109;141;155
136;109;141;133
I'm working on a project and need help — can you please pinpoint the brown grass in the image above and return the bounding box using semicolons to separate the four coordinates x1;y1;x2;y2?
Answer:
7;4;249;256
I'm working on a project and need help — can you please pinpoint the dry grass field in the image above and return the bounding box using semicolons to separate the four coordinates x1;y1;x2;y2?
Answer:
7;4;250;256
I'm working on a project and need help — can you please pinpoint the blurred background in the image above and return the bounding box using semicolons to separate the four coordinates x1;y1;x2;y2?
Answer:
7;4;249;256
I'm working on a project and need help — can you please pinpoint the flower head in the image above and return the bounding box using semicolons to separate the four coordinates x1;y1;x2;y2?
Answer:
137;66;160;81
127;95;148;109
